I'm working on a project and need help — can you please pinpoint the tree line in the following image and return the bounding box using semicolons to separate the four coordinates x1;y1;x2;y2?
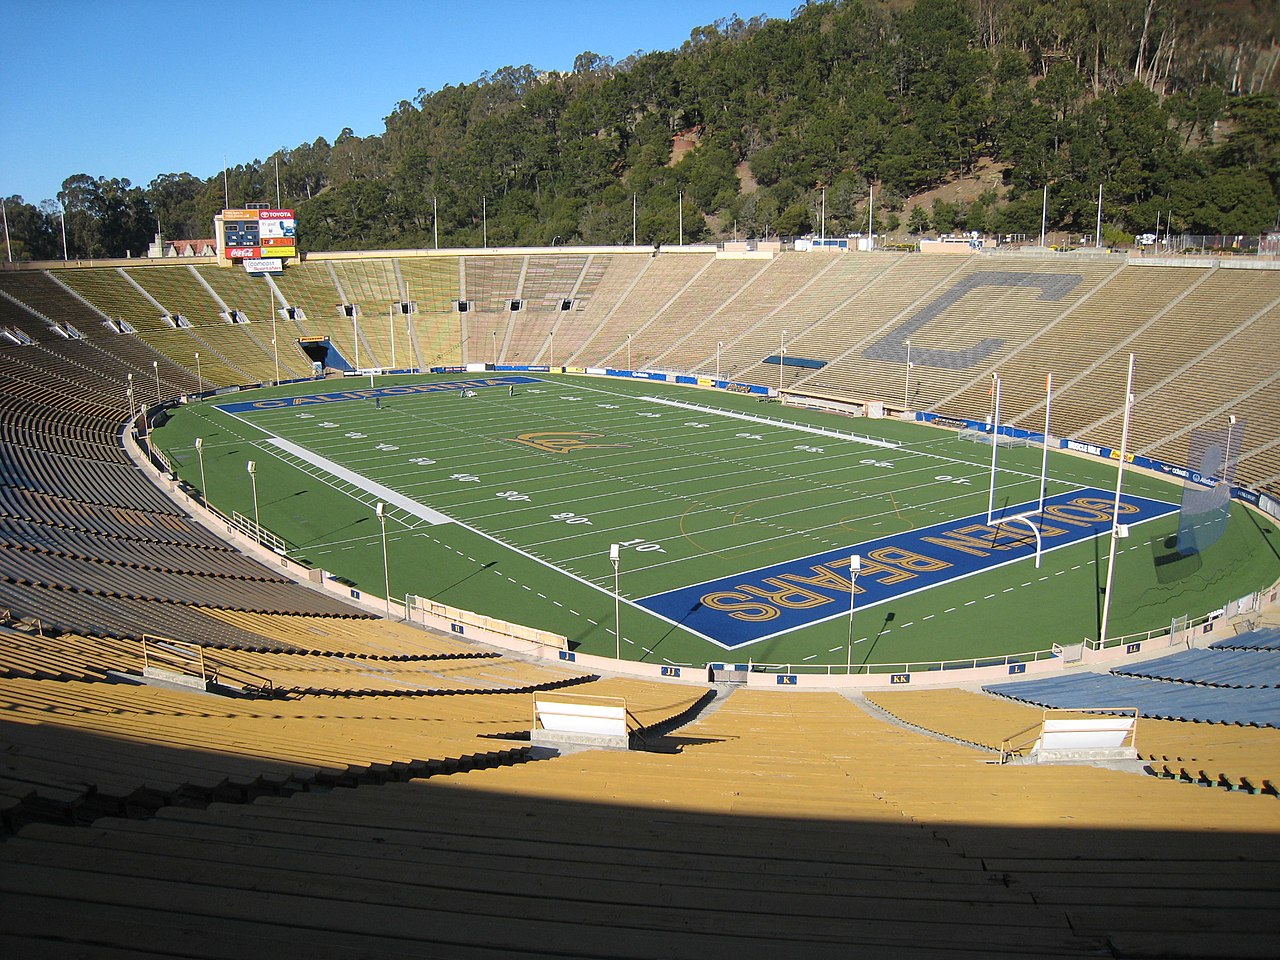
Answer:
5;0;1277;260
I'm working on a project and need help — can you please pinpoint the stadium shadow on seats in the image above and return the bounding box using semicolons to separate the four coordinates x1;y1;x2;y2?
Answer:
1;722;1276;959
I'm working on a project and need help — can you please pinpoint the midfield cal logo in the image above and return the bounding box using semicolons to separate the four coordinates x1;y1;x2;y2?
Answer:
507;432;631;454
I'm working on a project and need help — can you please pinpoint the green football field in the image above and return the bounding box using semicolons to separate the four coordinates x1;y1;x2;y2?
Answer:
155;372;1280;671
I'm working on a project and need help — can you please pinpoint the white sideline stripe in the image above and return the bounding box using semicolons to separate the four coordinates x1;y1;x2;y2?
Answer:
265;437;453;526
638;396;902;450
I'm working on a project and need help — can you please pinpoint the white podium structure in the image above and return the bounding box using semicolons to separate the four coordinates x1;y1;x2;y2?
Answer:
532;694;639;750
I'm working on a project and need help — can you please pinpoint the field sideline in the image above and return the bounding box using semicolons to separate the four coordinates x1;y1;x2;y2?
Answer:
156;372;1280;670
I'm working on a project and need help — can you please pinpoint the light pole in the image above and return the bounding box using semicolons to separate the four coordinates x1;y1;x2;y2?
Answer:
549;330;555;369
716;340;723;382
126;373;136;424
352;308;359;371
610;543;621;660
194;352;201;389
194;437;208;507
1224;414;1237;484
779;330;786;394
387;304;398;370
246;459;260;542
846;555;862;675
376;501;391;617
678;191;684;246
152;360;161;404
492;330;497;366
903;340;912;412
626;333;632;372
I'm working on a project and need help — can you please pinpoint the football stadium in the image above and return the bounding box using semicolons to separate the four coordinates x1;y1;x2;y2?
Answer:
3;4;1280;957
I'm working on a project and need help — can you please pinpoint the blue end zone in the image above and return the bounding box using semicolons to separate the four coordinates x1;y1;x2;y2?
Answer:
637;488;1178;649
214;376;543;414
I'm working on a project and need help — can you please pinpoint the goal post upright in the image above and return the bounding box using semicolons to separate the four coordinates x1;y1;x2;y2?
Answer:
987;373;1001;525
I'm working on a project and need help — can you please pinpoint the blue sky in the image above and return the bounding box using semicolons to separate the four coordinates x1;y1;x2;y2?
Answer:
2;0;798;206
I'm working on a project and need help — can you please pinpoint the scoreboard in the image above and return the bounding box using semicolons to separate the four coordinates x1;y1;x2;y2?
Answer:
222;208;296;260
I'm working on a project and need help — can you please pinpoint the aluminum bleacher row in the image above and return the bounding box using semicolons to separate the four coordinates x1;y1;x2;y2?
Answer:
1112;647;1280;687
984;670;1280;727
1210;625;1280;651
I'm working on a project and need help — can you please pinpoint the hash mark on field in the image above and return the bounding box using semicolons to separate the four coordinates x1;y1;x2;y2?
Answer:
944;607;957;613
1003;588;1015;593
828;646;842;653
984;594;996;600
965;600;977;606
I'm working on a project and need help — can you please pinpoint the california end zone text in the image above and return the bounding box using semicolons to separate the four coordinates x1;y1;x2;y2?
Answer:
637;489;1179;648
214;377;541;414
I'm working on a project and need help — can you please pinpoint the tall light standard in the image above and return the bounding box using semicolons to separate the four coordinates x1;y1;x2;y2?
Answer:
1224;414;1238;483
152;360;161;404
126;373;136;424
903;340;912;412
482;195;488;249
549;330;555;369
433;197;438;250
609;543;621;660
492;330;497;366
1095;184;1104;248
246;459;260;543
1040;184;1048;248
194;352;201;389
845;555;862;675
716;340;723;382
779;330;787;394
387;304;397;370
626;333;632;372
194;437;208;507
678;191;684;246
376;501;391;617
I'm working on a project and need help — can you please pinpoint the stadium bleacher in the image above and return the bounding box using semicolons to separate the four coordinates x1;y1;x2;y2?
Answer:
1111;647;1280;687
984;670;1280;727
0;248;1278;958
1210;625;1280;651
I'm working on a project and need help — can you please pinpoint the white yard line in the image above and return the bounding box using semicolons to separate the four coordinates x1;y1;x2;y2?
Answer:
264;437;454;525
639;396;903;450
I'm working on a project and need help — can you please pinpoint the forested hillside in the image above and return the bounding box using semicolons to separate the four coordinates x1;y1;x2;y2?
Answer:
6;0;1278;258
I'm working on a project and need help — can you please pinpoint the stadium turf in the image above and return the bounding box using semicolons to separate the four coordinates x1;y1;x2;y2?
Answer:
154;372;1280;671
